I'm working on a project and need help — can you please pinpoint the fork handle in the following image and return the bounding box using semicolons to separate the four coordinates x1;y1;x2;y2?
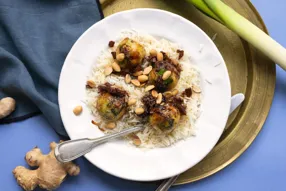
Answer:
54;126;143;163
155;175;179;191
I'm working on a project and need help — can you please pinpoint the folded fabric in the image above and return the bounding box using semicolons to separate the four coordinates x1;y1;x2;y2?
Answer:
0;0;103;136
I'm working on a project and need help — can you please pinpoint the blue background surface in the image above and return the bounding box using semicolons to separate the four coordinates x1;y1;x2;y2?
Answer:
1;0;285;190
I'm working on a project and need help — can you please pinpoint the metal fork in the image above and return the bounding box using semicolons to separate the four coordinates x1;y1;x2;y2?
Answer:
54;126;143;163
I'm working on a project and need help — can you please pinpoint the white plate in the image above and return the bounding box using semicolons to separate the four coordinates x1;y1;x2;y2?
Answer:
58;9;231;181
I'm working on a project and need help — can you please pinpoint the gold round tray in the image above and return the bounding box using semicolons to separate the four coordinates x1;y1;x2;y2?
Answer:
101;0;276;185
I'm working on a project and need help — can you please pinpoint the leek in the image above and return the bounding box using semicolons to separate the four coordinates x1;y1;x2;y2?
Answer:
186;0;222;23
187;0;286;70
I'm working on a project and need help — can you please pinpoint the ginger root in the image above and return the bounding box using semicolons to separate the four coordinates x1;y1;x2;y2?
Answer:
0;97;16;119
13;142;80;191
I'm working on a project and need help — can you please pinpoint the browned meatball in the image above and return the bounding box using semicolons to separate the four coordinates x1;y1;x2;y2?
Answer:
149;68;179;91
149;104;180;133
116;38;146;69
96;83;128;121
96;92;127;121
147;52;182;91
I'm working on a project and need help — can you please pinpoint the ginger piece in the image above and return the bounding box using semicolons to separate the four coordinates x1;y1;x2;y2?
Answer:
0;97;16;119
13;142;80;191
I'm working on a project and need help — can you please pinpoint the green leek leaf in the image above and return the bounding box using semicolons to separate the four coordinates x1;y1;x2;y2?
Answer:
186;0;223;23
187;0;286;70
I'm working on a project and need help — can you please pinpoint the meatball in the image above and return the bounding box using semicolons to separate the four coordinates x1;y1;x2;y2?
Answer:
149;104;181;133
149;68;179;91
96;92;127;121
148;60;180;91
96;83;128;121
116;38;146;69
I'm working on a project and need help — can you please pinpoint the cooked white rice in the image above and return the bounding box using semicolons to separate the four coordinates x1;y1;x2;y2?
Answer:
86;30;202;148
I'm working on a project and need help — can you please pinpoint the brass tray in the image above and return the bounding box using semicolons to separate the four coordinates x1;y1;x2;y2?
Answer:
100;0;276;185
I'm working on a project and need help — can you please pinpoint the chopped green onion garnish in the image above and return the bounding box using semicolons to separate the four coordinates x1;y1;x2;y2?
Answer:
158;69;166;76
163;78;173;85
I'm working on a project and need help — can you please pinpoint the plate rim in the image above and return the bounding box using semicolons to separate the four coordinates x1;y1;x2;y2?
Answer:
58;8;232;181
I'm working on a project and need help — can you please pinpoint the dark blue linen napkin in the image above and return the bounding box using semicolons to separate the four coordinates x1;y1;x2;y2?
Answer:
0;0;103;136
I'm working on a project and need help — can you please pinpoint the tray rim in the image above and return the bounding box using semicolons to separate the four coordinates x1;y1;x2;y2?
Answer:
174;0;276;185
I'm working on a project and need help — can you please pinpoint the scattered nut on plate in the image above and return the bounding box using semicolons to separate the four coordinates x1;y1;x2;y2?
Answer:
156;93;162;104
133;71;143;76
157;52;163;61
106;122;116;129
133;138;141;146
192;86;201;93
112;62;121;72
73;105;82;115
135;107;144;115
163;91;172;98
150;49;157;57
171;58;179;65
128;99;136;106
138;75;148;82
151;90;158;98
86;80;96;88
104;66;113;75
145;85;155;92
125;74;131;84
143;66;152;75
162;70;171;80
116;53;125;62
131;79;141;86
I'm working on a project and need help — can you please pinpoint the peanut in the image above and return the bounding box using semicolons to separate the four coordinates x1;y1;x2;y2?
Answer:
150;49;157;57
86;80;96;88
192;85;202;93
111;62;121;72
106;122;116;129
131;79;140;87
128;99;136;106
104;66;113;75
162;70;171;80
163;91;172;98
138;75;148;83
133;71;143;76
73;105;82;116
157;52;163;61
156;93;162;104
145;85;155;92
143;66;153;75
135;107;145;115
116;53;125;62
171;58;179;65
151;90;158;98
125;74;131;84
133;138;141;146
